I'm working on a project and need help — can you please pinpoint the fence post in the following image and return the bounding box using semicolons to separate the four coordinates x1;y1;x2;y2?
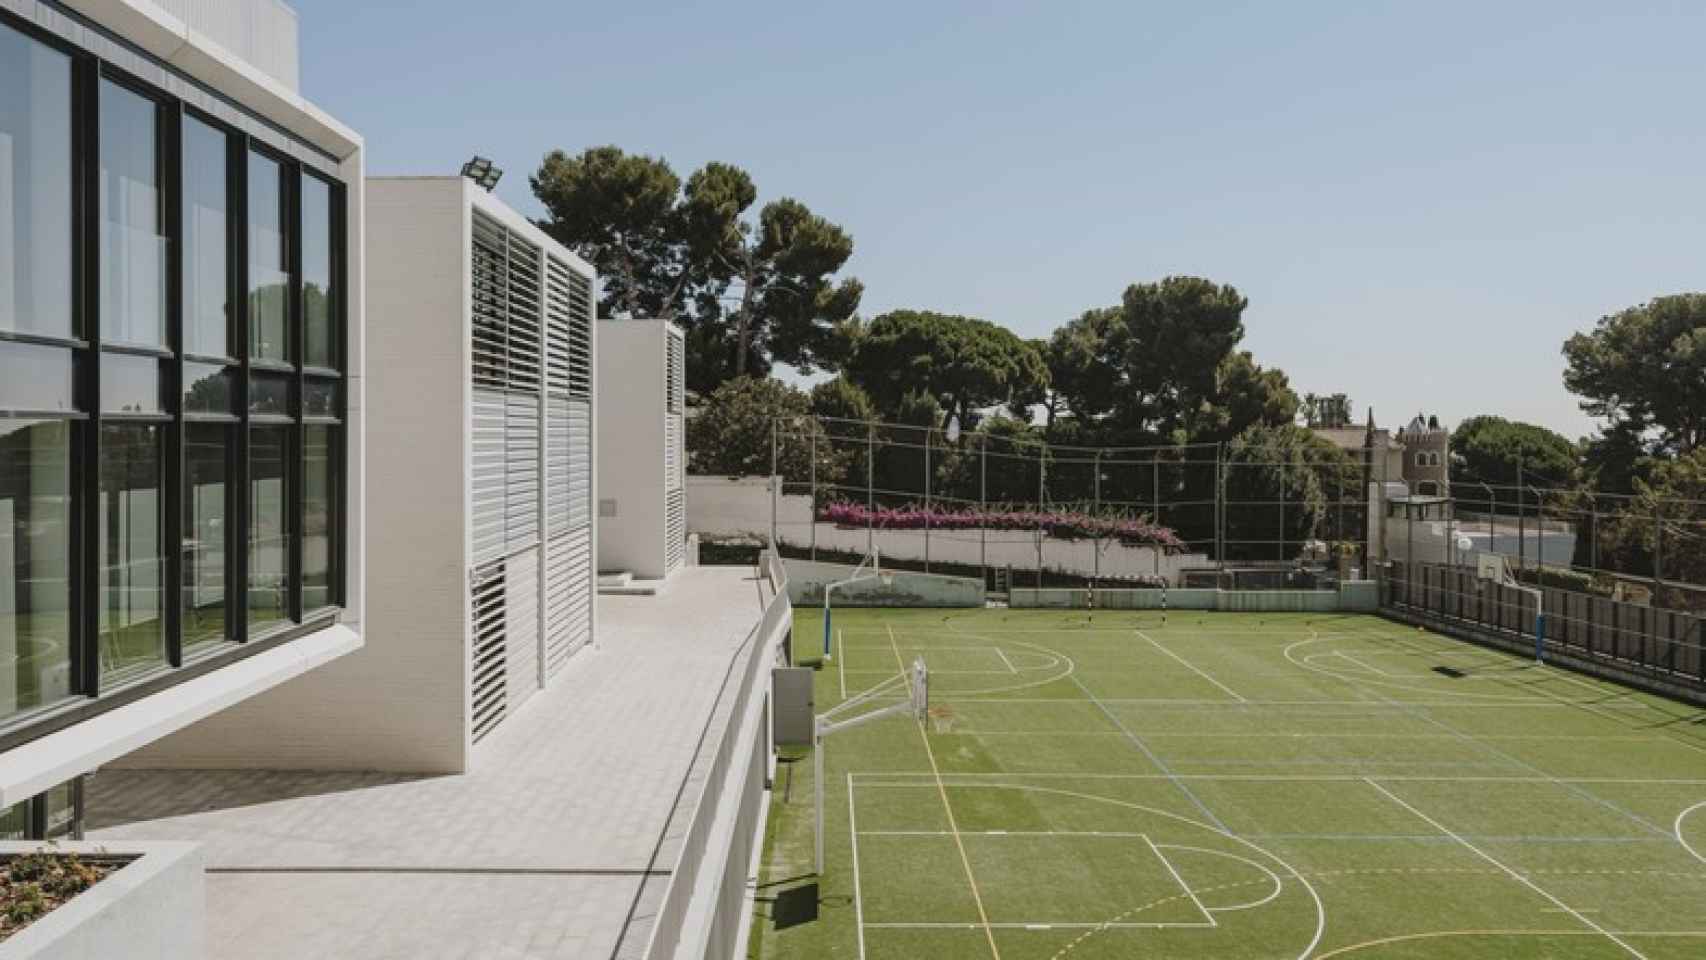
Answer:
1215;443;1225;565
866;422;875;556
1152;457;1161;577
1278;458;1287;564
1037;440;1047;588
1589;497;1599;572
1652;509;1664;670
810;430;817;562
979;435;988;583
1094;451;1102;586
924;425;932;574
1517;459;1525;574
771;418;780;550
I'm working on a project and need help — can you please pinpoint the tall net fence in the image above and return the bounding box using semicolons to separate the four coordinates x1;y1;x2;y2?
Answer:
741;415;1377;591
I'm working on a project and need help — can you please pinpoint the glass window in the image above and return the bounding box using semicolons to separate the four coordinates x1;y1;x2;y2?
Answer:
247;153;289;363
183;362;234;415
248;425;291;632
98;422;165;679
101;353;163;414
303;425;334;611
302;176;334;368
249;372;291;417
0;26;74;340
99;79;166;348
184;424;229;652
303;378;339;419
182;116;229;357
0;342;74;412
0;420;74;719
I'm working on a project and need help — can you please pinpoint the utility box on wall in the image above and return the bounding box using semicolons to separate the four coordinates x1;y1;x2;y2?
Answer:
596;319;686;581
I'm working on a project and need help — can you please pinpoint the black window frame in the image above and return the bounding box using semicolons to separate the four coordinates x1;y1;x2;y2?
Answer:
0;8;350;751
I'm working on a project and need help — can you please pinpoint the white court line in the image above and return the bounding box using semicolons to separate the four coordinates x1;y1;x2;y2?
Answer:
1158;844;1284;912
850;772;1706;785
1137;629;1247;702
1145;835;1217;927
1365;778;1649;959
1331;651;1402;678
920;697;1636;708
865;921;1218;930
1676;800;1706;868
849;774;867;960
995;647;1018;674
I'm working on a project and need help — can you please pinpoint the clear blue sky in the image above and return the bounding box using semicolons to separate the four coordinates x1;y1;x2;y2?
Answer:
292;0;1706;439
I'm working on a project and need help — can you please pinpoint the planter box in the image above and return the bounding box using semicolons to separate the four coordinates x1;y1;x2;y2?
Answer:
0;843;202;960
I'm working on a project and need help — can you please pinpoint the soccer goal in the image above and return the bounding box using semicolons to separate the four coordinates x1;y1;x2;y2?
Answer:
1478;552;1546;662
821;548;892;662
813;656;928;875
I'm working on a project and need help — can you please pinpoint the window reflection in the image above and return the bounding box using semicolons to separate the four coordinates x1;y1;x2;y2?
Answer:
184;424;229;652
303;426;333;611
98;423;165;678
248;154;289;363
182;116;229;357
249;426;290;632
0;25;74;340
99;79;166;348
303;177;334;368
0;420;73;718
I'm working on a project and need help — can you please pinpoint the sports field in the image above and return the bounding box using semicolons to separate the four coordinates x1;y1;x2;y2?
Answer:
750;609;1706;959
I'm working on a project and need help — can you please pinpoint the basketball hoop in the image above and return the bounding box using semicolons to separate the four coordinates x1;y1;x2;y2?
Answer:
880;569;895;587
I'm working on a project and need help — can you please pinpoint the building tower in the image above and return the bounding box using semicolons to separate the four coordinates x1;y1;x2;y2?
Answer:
1398;414;1450;497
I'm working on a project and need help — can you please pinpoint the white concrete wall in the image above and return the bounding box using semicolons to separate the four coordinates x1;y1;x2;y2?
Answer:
784;559;984;608
0;842;202;960
598;320;670;579
687;476;1213;584
148;0;300;92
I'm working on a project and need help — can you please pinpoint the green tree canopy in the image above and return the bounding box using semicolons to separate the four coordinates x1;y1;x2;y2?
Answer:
1449;415;1580;490
1035;307;1123;426
1563;294;1706;455
532;146;861;394
686;376;835;482
845;310;1049;426
1222;424;1357;561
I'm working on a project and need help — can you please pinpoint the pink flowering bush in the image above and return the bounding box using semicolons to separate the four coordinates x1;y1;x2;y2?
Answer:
817;501;1186;552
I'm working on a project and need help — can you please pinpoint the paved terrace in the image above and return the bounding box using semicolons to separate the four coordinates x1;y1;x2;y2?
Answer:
87;565;777;960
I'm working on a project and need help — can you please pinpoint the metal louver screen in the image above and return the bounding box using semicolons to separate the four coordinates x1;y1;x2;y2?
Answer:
666;329;684;412
665;486;686;573
544;532;592;674
470;560;508;742
471;387;507;563
566;269;594;398
471;214;507;389
505;392;540;550
664;414;683;492
505;544;540;707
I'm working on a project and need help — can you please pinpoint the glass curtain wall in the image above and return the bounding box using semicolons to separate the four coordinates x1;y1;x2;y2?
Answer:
0;13;348;732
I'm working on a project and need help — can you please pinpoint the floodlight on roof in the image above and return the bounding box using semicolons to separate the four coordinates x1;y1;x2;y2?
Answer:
461;156;503;192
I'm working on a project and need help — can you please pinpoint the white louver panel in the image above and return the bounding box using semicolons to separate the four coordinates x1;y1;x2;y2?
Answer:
664;414;683;492
505;544;540;704
505;393;540;551
470;387;506;563
545;396;570;539
470;560;508;743
544;531;591;675
567;400;591;529
665;487;686;573
470;214;507;390
566;269;594;399
665;328;684;412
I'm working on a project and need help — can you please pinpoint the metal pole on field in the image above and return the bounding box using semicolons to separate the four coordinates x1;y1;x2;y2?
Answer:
866;422;875;555
1407;499;1415;607
1152;457;1161;576
770;418;780;550
1521;460;1535;576
1037;442;1046;587
1589;497;1599;572
1215;443;1225;565
810;430;818;562
1094;451;1102;587
979;436;988;579
924;426;932;574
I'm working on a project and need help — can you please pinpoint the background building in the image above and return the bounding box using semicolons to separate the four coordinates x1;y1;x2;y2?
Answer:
597;318;687;584
1398;413;1451;496
0;0;365;830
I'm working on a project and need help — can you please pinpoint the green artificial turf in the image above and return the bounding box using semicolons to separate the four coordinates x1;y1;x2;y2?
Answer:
749;609;1706;959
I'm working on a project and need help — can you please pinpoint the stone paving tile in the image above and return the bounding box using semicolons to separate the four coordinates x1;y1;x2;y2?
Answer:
88;566;776;960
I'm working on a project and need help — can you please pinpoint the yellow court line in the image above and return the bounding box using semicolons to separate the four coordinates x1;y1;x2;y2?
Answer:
888;624;1003;960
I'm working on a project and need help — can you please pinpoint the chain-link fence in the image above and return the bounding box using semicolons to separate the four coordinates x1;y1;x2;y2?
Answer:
732;415;1378;592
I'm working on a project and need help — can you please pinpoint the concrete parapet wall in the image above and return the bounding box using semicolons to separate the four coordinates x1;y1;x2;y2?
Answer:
1010;585;1376;614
